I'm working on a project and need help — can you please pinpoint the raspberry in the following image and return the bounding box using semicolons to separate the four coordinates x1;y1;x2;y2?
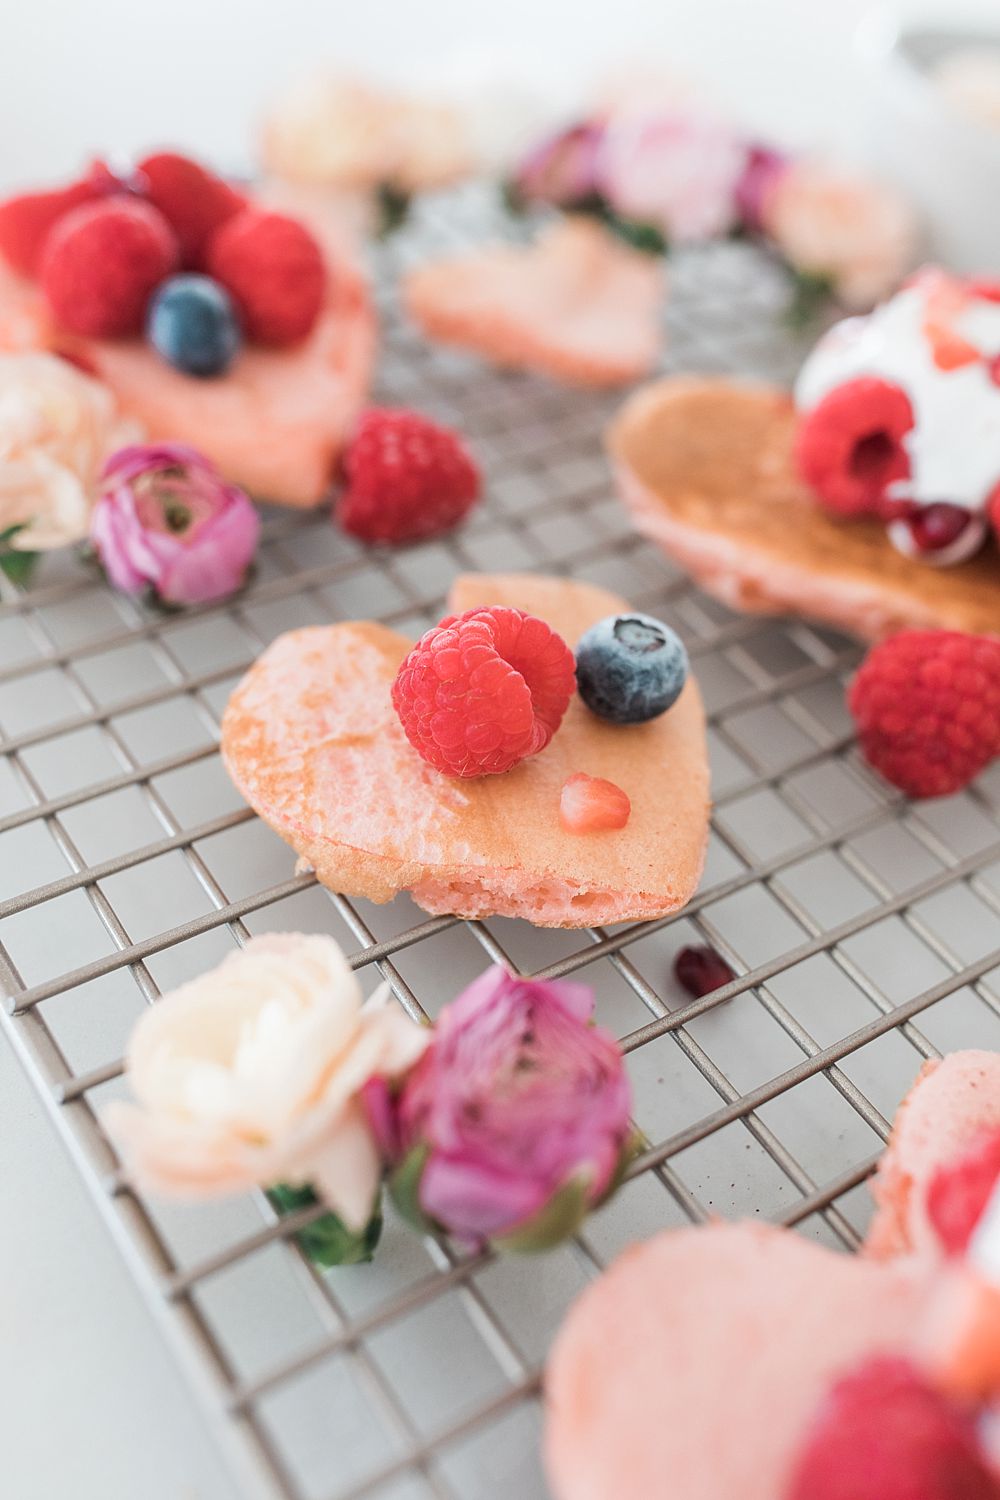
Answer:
138;151;246;267
337;409;481;545
928;1128;1000;1256
0;161;114;277
559;773;631;833
673;945;735;998
392;606;575;777
787;1357;999;1500
40;198;179;337
795;376;914;519
848;631;1000;798
206;208;325;345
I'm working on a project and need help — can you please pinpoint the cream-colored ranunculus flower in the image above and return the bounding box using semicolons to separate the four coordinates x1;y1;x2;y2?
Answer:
105;933;428;1230
763;161;916;310
261;74;472;193
0;352;140;551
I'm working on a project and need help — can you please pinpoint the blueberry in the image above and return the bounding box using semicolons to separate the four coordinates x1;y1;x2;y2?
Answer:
147;274;241;377
575;613;688;724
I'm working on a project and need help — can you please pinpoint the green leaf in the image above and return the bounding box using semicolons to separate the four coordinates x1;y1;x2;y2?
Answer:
0;548;39;586
500;179;527;216
0;529;38;586
592;1130;642;1210
786;269;835;331
387;1144;436;1233
268;1182;383;1268
376;183;412;239
491;1174;592;1254
603;213;668;257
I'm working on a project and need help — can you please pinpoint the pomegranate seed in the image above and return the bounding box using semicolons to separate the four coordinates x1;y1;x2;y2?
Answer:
908;503;974;553
559;772;631;833
673;945;735;998
987;353;1000;388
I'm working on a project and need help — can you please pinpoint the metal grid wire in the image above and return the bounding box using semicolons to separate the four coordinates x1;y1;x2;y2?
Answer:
4;184;1000;1500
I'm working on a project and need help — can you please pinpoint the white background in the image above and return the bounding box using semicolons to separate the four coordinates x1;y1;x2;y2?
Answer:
1;2;998;1499
0;0;992;189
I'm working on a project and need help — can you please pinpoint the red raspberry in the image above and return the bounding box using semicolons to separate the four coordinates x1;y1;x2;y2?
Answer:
392;606;576;777
928;1127;1000;1256
206;208;325;345
786;1357;999;1500
337;409;481;545
0;160;116;277
137;151;246;267
795;376;914;518
848;631;1000;799
40;198;179;337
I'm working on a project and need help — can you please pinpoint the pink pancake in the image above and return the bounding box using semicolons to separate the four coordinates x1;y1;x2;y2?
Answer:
545;1221;932;1500
404;218;663;388
0;196;376;508
220;572;709;927
867;1050;1000;1263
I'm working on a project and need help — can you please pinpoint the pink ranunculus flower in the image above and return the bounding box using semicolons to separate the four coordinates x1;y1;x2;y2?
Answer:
734;144;791;236
0;351;140;551
104;934;429;1231
90;442;261;605
599;110;747;243
366;966;635;1251
761;160;917;309
510;120;607;208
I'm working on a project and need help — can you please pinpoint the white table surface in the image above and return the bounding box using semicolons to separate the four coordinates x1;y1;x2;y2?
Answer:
2;1;999;1497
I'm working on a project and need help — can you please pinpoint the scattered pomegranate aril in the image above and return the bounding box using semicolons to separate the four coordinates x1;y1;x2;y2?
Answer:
908;503;974;553
673;945;735;998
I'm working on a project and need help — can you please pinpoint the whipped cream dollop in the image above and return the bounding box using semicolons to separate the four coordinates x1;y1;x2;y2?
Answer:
796;274;1000;515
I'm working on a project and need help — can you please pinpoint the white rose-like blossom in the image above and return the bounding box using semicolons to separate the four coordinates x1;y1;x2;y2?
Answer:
0;352;140;551
105;933;429;1230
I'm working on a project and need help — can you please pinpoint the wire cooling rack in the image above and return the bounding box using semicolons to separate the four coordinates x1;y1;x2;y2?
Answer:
4;184;1000;1500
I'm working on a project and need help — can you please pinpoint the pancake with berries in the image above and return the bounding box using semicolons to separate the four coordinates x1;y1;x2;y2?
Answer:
610;269;1000;640
0;152;375;507
220;572;709;927
544;1220;1000;1500
866;1050;1000;1265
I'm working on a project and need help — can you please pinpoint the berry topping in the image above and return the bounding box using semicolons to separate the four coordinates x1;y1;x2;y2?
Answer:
337;408;481;545
206;208;325;345
673;945;735;998
786;1356;999;1500
795;376;914;519
40;198;180;338
928;1128;1000;1256
137;151;246;267
559;773;631;833
848;631;1000;799
392;605;575;777
147;274;242;377
0;164;110;277
575;613;688;725
887;504;988;568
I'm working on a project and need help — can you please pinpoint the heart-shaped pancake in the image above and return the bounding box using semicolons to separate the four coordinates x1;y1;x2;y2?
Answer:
609;377;1000;640
867;1049;1000;1263
404;218;663;387
220;572;709;927
0;192;375;508
545;1221;935;1500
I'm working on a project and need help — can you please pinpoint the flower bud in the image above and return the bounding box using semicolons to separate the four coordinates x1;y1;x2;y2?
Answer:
91;441;260;605
368;966;635;1251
